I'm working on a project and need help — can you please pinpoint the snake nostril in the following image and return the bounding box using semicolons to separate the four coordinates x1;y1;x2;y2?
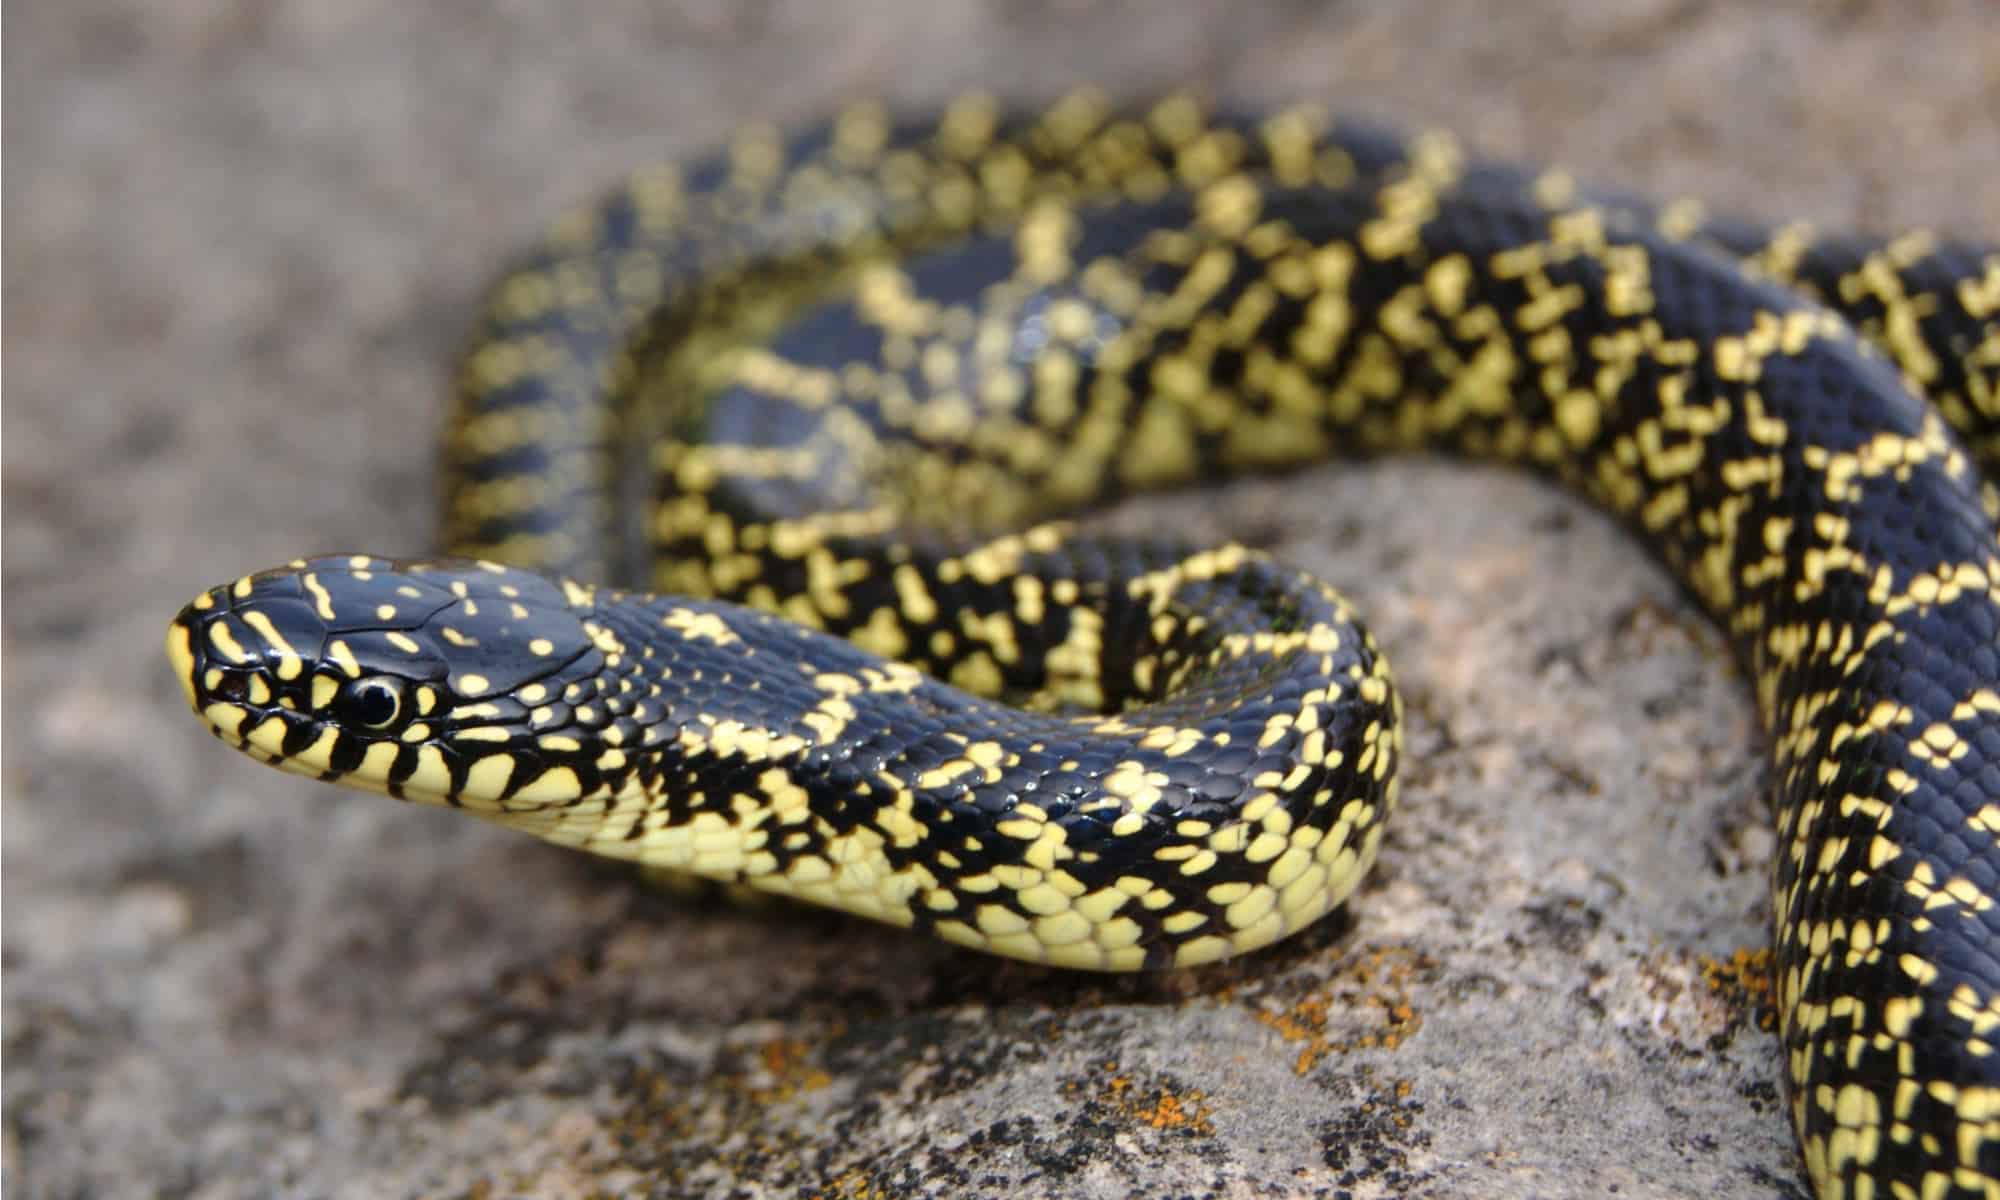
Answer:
212;673;253;703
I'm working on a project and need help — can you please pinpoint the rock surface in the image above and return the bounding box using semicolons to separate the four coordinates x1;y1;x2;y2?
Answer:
5;2;1997;1197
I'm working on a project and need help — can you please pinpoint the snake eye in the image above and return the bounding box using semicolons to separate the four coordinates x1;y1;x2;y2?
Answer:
338;676;406;730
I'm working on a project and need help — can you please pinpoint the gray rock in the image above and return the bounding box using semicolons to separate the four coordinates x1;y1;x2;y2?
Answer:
6;2;1995;1197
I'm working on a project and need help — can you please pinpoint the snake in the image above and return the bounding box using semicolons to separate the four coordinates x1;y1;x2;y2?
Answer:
161;93;2000;1196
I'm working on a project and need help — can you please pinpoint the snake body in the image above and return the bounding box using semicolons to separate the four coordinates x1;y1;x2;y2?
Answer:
164;95;2000;1196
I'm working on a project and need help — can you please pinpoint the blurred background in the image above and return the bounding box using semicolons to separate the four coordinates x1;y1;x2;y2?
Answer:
7;3;1997;1196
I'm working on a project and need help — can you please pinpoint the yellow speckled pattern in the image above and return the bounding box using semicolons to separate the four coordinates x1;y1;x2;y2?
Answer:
166;94;2000;1198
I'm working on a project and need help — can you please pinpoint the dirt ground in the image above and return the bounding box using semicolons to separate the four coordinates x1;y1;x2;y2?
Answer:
6;2;1997;1197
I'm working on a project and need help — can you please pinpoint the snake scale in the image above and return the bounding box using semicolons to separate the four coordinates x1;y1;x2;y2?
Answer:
164;94;2000;1196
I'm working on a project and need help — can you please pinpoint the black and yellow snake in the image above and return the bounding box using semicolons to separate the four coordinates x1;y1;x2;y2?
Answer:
163;94;2000;1197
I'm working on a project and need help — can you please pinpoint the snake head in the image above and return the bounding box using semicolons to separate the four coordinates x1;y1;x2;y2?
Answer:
165;555;612;810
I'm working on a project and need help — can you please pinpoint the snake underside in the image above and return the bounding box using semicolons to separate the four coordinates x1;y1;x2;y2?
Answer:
165;94;2000;1198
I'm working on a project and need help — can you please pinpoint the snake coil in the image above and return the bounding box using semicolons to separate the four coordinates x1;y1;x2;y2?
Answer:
165;94;2000;1197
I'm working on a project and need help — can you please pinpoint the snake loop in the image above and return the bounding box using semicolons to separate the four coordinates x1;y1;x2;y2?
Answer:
165;94;2000;1198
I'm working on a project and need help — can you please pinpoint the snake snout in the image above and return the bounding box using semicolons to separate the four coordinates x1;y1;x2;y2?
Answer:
165;574;333;747
164;595;218;713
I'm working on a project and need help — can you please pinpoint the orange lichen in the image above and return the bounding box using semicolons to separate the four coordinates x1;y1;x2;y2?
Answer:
1067;1060;1217;1135
1699;946;1778;1031
810;1169;895;1200
745;1036;834;1103
1252;947;1429;1073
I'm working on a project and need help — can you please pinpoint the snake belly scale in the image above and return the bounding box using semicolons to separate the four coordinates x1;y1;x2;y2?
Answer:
164;94;2000;1197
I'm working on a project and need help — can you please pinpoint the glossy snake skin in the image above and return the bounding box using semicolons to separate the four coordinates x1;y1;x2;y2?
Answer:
165;95;2000;1197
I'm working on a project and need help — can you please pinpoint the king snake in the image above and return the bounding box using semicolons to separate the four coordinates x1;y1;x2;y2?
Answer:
164;94;2000;1197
